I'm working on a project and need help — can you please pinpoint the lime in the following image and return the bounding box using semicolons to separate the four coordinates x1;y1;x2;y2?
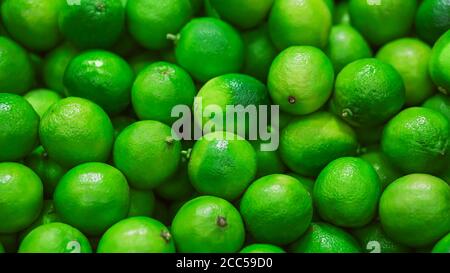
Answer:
132;62;196;125
42;43;78;95
97;217;175;253
172;196;245;253
331;58;405;127
59;0;125;49
111;115;136;138
39;97;115;168
325;24;372;73
128;52;159;75
334;1;351;25
290;222;361;253
127;0;192;50
242;25;278;82
376;38;435;106
24;146;66;198
194;73;269;135
1;0;64;51
429;30;450;95
240;174;313;245
423;94;450;122
348;0;417;46
127;188;156;217
155;166;195;201
0;162;43;233
113;120;182;189
174;17;244;82
280;111;358;176
240;244;285;253
0;37;34;94
19;200;60;242
360;149;403;190
379;174;450;247
19;223;91;253
64;50;134;115
432;233;450;253
415;0;450;45
188;131;257;200
253;137;287;178
381;107;449;174
268;46;334;115
268;0;332;50
24;89;62;118
314;157;381;228
209;0;274;29
352;222;411;253
54;162;130;236
0;93;39;162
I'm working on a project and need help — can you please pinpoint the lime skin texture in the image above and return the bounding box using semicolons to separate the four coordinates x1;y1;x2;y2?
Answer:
171;195;246;253
240;244;285;253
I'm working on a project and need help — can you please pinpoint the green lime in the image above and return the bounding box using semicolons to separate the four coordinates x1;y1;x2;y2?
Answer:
331;58;405;127
242;24;278;82
175;17;244;82
19;223;91;253
432;233;450;253
54;162;130;236
39;97;114;168
155;166;195;201
127;0;192;50
97;217;175;253
280;111;358;176
379;174;450;247
0;162;43;233
288;173;319;221
376;38;435;106
127;188;156;217
113;120;182;189
253;137;287;178
352;222;411;253
111;115;136;138
325;24;372;73
18;200;60;242
240;174;313;245
194;73;269;135
314;157;381;228
172;196;245;253
209;0;274;29
240;244;285;253
268;46;334;115
348;0;417;46
0;37;34;94
268;0;332;50
415;0;450;45
381;107;449;174
290;222;361;253
24;146;66;198
360;149;403;190
334;1;351;25
188;131;257;201
429;30;450;95
423;94;450;122
59;0;125;49
1;0;64;51
24;89;62;118
64;50;134;115
0;93;39;162
132;62;196;125
42;43;78;95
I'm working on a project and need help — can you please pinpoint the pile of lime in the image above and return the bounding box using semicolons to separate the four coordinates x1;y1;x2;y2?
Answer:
0;0;449;254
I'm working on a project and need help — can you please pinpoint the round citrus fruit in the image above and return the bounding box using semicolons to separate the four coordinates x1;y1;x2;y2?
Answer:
334;1;351;25
423;93;450;122
429;29;450;95
240;174;313;245
330;58;405;127
432;233;450;253
127;188;156;217
24;89;62;118
360;148;403;190
18;200;60;242
0;162;43;233
97;217;175;253
415;0;450;45
268;46;334;115
351;222;411;253
39;97;114;168
379;174;450;247
172;195;245;253
64;50;134;115
240;244;285;253
280;111;358;176
381;107;449;174
113;120;182;189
